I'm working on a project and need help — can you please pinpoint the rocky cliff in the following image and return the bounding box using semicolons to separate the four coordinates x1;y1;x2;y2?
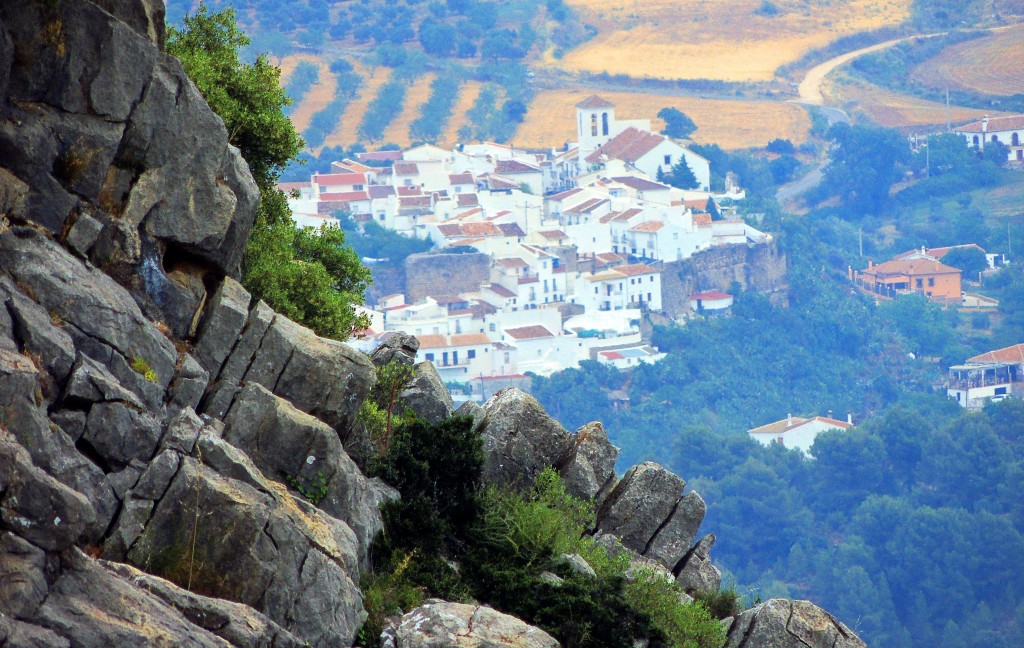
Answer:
0;2;864;647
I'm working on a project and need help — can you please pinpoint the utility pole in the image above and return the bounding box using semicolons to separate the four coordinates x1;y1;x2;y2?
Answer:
859;226;863;257
946;87;951;132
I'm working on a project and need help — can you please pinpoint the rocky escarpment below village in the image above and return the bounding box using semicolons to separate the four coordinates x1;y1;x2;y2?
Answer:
0;2;865;646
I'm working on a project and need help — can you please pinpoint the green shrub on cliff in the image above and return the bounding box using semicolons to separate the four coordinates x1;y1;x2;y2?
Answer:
168;5;370;340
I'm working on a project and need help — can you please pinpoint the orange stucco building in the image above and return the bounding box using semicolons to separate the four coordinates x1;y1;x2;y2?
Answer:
855;256;962;301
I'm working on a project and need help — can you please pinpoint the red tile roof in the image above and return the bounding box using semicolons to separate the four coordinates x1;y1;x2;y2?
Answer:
540;230;568;240
615;263;658;276
585;127;665;165
954;115;1024;133
319;191;369;201
486;284;516;298
548;187;583;201
629;221;664;232
690;291;732;300
397;185;423;196
968;343;1024;364
566;198;610;214
498;223;526;237
393;161;419;176
576;95;615;109
368;185;395;199
457;193;480;207
505;325;555;340
315;172;366;186
276;181;309;193
357;150;403;162
496;159;541;174
610;176;670;191
863;258;961;278
449;173;475;184
496;257;528;267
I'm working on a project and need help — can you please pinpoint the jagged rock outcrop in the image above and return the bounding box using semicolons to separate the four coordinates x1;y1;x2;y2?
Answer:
0;0;258;332
383;601;560;648
724;599;867;648
478;388;618;502
595;461;706;574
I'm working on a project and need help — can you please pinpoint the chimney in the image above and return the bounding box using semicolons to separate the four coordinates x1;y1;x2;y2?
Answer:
847;412;853;425
827;409;833;420
787;413;793;427
982;115;989;133
868;258;873;269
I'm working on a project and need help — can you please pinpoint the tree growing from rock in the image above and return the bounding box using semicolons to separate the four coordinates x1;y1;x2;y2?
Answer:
168;5;370;340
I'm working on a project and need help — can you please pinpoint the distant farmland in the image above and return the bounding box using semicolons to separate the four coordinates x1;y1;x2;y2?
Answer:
555;0;910;81
910;24;1024;96
515;89;811;150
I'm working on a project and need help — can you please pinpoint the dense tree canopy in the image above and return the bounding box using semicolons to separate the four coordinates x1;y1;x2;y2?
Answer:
169;5;370;339
657;107;697;139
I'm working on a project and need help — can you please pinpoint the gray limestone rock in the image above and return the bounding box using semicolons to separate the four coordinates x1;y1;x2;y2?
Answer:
560;553;596;578
240;315;376;436
2;276;77;386
0;531;51;619
64;211;104;258
101;561;305;648
222;382;383;560
122;452;365;645
645;490;707;571
454;399;485;431
675;534;722;596
170;353;209;412
478;388;576;488
398;361;454;423
723;599;866;648
596;462;686;556
0;167;28;220
64;356;144;410
192;277;252;379
388;601;560;648
559;421;619;503
83;401;162;470
369;332;420;367
0;228;177;391
32;549;232;648
0;427;95;552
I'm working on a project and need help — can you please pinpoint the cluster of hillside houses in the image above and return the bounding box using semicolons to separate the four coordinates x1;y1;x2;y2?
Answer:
280;97;760;398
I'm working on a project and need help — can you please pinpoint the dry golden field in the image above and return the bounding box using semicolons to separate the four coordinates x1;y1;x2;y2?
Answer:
322;62;392;150
514;89;811;149
825;76;1005;128
440;81;485;147
382;74;437;147
555;0;910;81
910;25;1024;96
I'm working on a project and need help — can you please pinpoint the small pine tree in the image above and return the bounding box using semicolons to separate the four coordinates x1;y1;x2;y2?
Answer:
663;159;699;190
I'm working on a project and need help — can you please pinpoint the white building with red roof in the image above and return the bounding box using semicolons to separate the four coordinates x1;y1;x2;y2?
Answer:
948;342;1024;408
955;115;1024;163
748;413;854;456
576;263;662;312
